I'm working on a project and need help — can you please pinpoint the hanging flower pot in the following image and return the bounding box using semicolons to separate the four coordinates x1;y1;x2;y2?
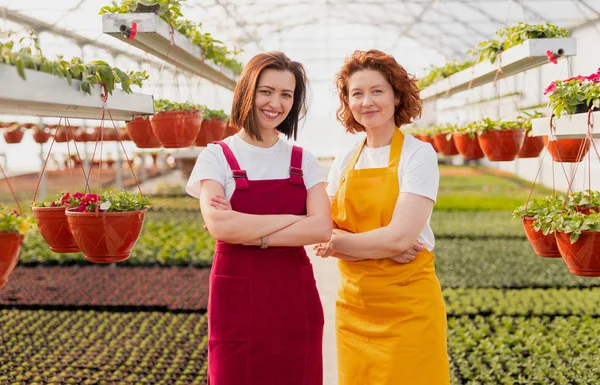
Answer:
432;134;459;156
119;128;131;141
555;230;600;277
3;128;24;144
64;191;151;264
32;130;52;144
453;133;484;160
195;118;226;146
478;130;525;161
544;137;589;163
151;110;203;148
517;135;545;158
66;209;146;263
32;206;80;253
0;232;23;289
521;217;560;258
126;116;162;148
222;120;240;139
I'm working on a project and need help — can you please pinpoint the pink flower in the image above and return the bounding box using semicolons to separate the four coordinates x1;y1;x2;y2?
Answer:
544;82;557;95
60;192;71;205
73;192;84;200
50;202;57;207
12;210;19;216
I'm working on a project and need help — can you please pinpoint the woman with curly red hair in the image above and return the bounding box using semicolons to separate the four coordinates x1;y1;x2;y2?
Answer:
315;50;450;384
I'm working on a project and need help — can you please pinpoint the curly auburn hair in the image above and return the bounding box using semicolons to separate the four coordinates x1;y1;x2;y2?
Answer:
334;50;422;133
230;51;308;141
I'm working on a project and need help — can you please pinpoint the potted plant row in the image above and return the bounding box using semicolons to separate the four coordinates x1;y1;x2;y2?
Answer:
0;205;33;289
513;190;600;276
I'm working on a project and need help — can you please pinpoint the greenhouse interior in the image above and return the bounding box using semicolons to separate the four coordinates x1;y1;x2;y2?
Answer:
1;0;600;384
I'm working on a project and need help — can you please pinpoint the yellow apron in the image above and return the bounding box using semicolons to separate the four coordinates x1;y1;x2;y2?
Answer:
331;128;450;385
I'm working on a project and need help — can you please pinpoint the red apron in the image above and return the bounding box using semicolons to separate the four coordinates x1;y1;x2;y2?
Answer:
208;141;324;385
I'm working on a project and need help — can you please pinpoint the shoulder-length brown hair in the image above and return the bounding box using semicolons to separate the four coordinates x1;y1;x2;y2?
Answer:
230;51;308;141
334;49;422;133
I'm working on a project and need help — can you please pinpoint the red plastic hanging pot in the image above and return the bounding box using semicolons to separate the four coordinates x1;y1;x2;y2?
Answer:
521;217;561;258
32;207;80;253
517;134;545;158
152;110;203;148
555;230;600;277
453;133;485;160
195;118;227;146
32;131;52;144
222;120;239;139
3;129;24;144
65;209;147;264
544;137;589;163
127;116;162;148
477;129;525;161
432;133;459;156
0;232;23;289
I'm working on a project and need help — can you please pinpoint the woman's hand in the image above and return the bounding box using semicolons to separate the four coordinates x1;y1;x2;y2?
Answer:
313;241;335;258
210;195;232;211
390;242;423;264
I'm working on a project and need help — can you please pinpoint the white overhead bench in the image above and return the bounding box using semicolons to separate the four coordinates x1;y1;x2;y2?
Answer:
102;13;238;91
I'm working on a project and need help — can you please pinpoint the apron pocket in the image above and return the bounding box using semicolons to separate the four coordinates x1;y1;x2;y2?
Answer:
209;275;250;341
301;265;325;331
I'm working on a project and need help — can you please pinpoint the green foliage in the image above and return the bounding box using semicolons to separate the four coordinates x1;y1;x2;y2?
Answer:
0;205;33;235
154;98;201;113
0;39;148;95
99;0;243;74
98;190;152;212
431;211;524;238
416;60;476;89
435;238;599;288
202;107;229;121
546;77;600;118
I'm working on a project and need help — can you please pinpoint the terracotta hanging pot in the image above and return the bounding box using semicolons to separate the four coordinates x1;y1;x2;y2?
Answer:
32;131;52;144
555;230;600;277
432;134;459;156
453;133;485;160
544;137;590;163
65;209;147;264
521;217;561;258
32;207;80;253
416;134;437;150
151;110;203;148
126;116;162;148
517;134;545;158
195;118;227;146
222;120;239;139
3;129;24;144
477;129;525;161
0;232;23;289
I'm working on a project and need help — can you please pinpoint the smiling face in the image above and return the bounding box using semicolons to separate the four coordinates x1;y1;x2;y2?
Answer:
254;69;296;132
347;69;399;132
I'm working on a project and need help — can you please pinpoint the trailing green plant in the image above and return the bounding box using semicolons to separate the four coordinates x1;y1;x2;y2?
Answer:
0;205;33;235
417;60;475;89
551;211;600;243
94;190;152;212
469;23;569;64
0;40;148;95
517;111;544;134
99;0;243;74
202;108;229;121
453;121;478;138
154;98;201;113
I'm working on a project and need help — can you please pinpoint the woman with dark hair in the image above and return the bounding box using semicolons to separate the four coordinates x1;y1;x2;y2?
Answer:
186;51;330;384
315;49;450;384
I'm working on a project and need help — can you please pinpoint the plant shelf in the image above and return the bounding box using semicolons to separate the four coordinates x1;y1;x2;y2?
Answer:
0;65;154;120
103;13;238;91
531;112;600;139
420;38;577;102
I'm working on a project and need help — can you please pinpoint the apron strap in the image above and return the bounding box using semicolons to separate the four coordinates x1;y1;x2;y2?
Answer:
289;145;304;185
387;129;404;172
215;141;249;190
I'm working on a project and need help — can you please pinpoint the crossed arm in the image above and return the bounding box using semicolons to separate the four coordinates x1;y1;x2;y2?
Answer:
314;192;433;262
199;179;332;246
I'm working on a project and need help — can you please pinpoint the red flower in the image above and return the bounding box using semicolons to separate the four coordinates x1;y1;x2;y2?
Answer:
73;192;84;200
12;210;19;216
60;192;71;205
543;82;557;95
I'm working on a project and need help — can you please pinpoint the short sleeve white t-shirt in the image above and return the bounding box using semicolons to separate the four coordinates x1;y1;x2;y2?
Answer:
185;134;325;200
326;133;439;250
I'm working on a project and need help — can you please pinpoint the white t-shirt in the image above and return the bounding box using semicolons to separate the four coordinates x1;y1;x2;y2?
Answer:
186;134;325;200
326;133;439;250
